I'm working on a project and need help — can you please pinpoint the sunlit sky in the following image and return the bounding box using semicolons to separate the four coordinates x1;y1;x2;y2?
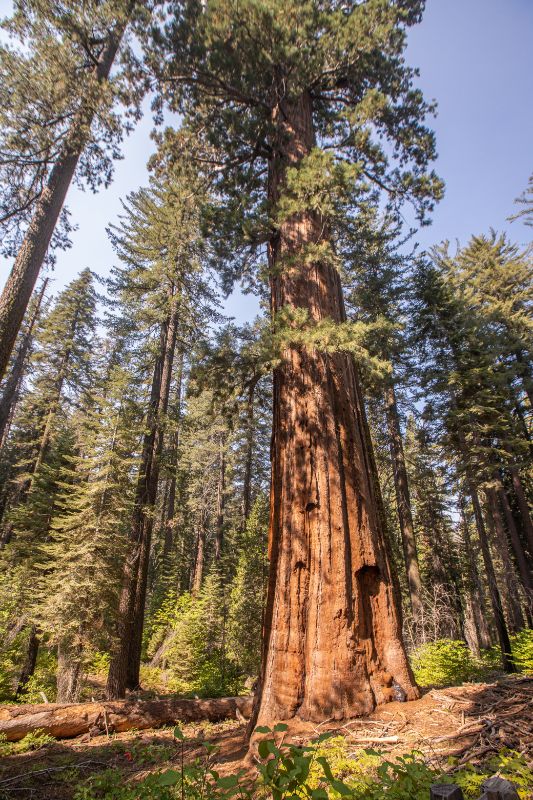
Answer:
1;0;532;323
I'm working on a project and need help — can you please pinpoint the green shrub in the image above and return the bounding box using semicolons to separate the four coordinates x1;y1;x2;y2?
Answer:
72;725;532;800
510;629;533;674
0;729;56;757
86;650;110;676
411;639;480;687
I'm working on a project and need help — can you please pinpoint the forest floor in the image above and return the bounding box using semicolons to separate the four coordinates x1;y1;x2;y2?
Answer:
0;675;531;800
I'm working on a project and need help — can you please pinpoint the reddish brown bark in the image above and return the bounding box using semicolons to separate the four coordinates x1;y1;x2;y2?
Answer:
0;23;128;381
252;91;417;727
384;383;424;623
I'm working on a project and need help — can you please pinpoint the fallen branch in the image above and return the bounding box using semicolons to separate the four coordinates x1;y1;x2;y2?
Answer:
346;734;399;744
0;696;253;742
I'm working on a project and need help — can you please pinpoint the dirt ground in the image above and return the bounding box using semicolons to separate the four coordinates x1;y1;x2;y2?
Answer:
0;676;531;800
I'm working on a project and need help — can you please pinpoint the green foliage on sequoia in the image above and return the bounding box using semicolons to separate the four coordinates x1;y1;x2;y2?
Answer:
149;0;442;292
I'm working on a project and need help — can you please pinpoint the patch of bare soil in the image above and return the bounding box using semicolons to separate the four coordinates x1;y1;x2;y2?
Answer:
0;676;531;800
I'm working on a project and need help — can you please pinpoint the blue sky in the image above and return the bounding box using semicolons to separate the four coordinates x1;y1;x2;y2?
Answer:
1;0;532;323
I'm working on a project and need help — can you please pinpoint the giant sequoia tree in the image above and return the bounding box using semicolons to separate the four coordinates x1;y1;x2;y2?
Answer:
151;0;442;723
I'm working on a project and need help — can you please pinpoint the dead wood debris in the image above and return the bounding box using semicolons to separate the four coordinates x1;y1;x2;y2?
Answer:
316;676;533;768
427;676;533;765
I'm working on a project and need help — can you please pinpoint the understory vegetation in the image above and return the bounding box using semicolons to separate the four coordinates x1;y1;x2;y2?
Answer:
1;726;531;800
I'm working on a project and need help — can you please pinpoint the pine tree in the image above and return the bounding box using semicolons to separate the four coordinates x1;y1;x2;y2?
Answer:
0;0;146;379
511;172;533;227
227;495;269;680
37;358;140;702
106;164;218;698
411;251;525;670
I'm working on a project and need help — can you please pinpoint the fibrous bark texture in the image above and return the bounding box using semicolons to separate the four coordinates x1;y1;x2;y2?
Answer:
0;696;253;742
253;91;417;727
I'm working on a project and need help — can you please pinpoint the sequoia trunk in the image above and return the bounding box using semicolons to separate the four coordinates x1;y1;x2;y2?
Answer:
252;91;417;727
0;23;128;380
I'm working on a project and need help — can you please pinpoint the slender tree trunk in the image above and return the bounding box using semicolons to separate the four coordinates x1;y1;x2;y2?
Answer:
242;380;256;524
0;23;129;381
0;279;48;447
384;382;424;623
107;294;179;697
56;641;84;703
160;480;174;570
510;467;533;556
497;485;533;589
496;483;533;622
107;321;168;698
214;435;226;561
14;626;40;698
161;354;184;572
127;299;180;690
191;519;206;596
463;473;514;671
459;496;491;654
484;488;524;633
251;91;416;728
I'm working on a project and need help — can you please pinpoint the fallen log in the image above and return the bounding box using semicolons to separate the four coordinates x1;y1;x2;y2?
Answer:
0;695;253;742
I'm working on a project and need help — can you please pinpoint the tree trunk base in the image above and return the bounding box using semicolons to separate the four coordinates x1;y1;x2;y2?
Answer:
0;696;253;742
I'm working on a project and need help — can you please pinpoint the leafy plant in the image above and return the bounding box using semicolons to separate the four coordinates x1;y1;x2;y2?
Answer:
509;630;533;675
0;729;56;756
411;639;480;686
151;725;253;800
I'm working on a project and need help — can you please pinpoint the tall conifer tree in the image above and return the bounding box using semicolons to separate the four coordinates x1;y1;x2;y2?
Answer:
151;0;442;722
